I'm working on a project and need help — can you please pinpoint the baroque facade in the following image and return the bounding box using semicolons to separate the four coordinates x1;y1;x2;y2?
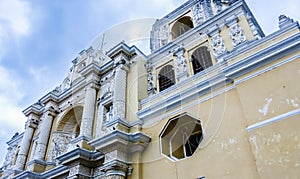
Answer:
1;0;300;178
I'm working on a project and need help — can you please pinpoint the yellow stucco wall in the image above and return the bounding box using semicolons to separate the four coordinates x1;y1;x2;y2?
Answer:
138;40;300;179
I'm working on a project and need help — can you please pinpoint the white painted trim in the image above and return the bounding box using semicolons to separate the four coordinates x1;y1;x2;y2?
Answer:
246;108;300;131
235;53;300;85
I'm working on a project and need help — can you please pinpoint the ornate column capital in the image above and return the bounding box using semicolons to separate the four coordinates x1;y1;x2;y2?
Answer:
25;114;40;129
86;80;100;91
43;105;58;117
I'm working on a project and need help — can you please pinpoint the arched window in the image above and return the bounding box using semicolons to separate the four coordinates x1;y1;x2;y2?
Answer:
171;16;194;40
191;46;213;74
158;65;175;92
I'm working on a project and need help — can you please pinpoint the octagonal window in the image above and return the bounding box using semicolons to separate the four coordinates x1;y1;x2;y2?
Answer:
160;114;203;161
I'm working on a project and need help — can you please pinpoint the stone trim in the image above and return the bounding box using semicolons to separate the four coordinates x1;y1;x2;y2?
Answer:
247;108;300;131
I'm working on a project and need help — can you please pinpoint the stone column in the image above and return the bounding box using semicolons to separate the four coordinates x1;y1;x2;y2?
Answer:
34;106;57;160
15;115;38;170
112;65;128;121
79;83;98;139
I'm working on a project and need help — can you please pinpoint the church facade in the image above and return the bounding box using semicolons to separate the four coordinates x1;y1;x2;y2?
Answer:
1;0;300;178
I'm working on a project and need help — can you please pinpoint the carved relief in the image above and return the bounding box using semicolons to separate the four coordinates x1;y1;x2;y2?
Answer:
69;165;90;177
160;25;169;46
211;34;226;56
213;0;222;12
150;27;160;51
113;100;125;120
100;80;114;100
229;24;246;46
106;105;113;123
175;51;187;77
147;70;155;95
1;145;18;170
49;132;72;162
150;24;169;51
192;3;205;25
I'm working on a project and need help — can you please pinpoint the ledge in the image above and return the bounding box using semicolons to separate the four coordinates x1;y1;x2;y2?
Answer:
56;148;104;168
89;130;151;153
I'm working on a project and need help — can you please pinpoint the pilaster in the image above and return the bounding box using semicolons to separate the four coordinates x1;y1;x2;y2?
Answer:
173;46;188;81
112;64;128;121
208;25;227;62
77;81;99;148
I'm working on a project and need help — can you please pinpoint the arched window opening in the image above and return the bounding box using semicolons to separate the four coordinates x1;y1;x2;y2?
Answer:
171;16;194;40
49;106;83;162
160;114;203;161
191;46;213;74
158;65;175;92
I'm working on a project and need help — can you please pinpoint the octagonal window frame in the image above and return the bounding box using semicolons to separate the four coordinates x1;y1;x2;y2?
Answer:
159;113;204;162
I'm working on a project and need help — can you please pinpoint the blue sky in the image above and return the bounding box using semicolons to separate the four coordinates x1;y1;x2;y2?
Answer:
0;0;299;165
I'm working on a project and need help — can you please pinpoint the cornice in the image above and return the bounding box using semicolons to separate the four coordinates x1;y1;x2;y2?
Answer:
57;148;103;167
6;132;24;145
224;32;300;79
89;130;151;153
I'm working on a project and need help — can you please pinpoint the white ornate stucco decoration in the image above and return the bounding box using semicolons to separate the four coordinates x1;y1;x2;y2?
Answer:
147;71;155;95
192;2;205;25
160;25;169;46
49;132;72;162
173;46;188;81
146;64;155;95
229;23;246;46
1;145;18;170
211;34;226;57
213;0;223;12
100;81;114;100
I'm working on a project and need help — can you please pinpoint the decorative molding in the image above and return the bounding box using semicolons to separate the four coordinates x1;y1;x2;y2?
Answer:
174;46;188;81
48;132;72;162
210;33;227;57
224;33;300;79
234;53;300;85
247;108;300;131
192;2;205;26
89;130;151;154
229;23;246;46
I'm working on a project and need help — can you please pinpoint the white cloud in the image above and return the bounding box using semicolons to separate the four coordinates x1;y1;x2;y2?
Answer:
0;0;32;36
28;66;49;82
0;26;7;60
0;65;26;165
0;0;33;61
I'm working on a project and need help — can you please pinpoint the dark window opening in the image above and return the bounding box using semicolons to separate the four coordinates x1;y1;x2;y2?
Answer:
171;16;194;40
191;46;213;74
160;114;203;161
158;65;175;92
